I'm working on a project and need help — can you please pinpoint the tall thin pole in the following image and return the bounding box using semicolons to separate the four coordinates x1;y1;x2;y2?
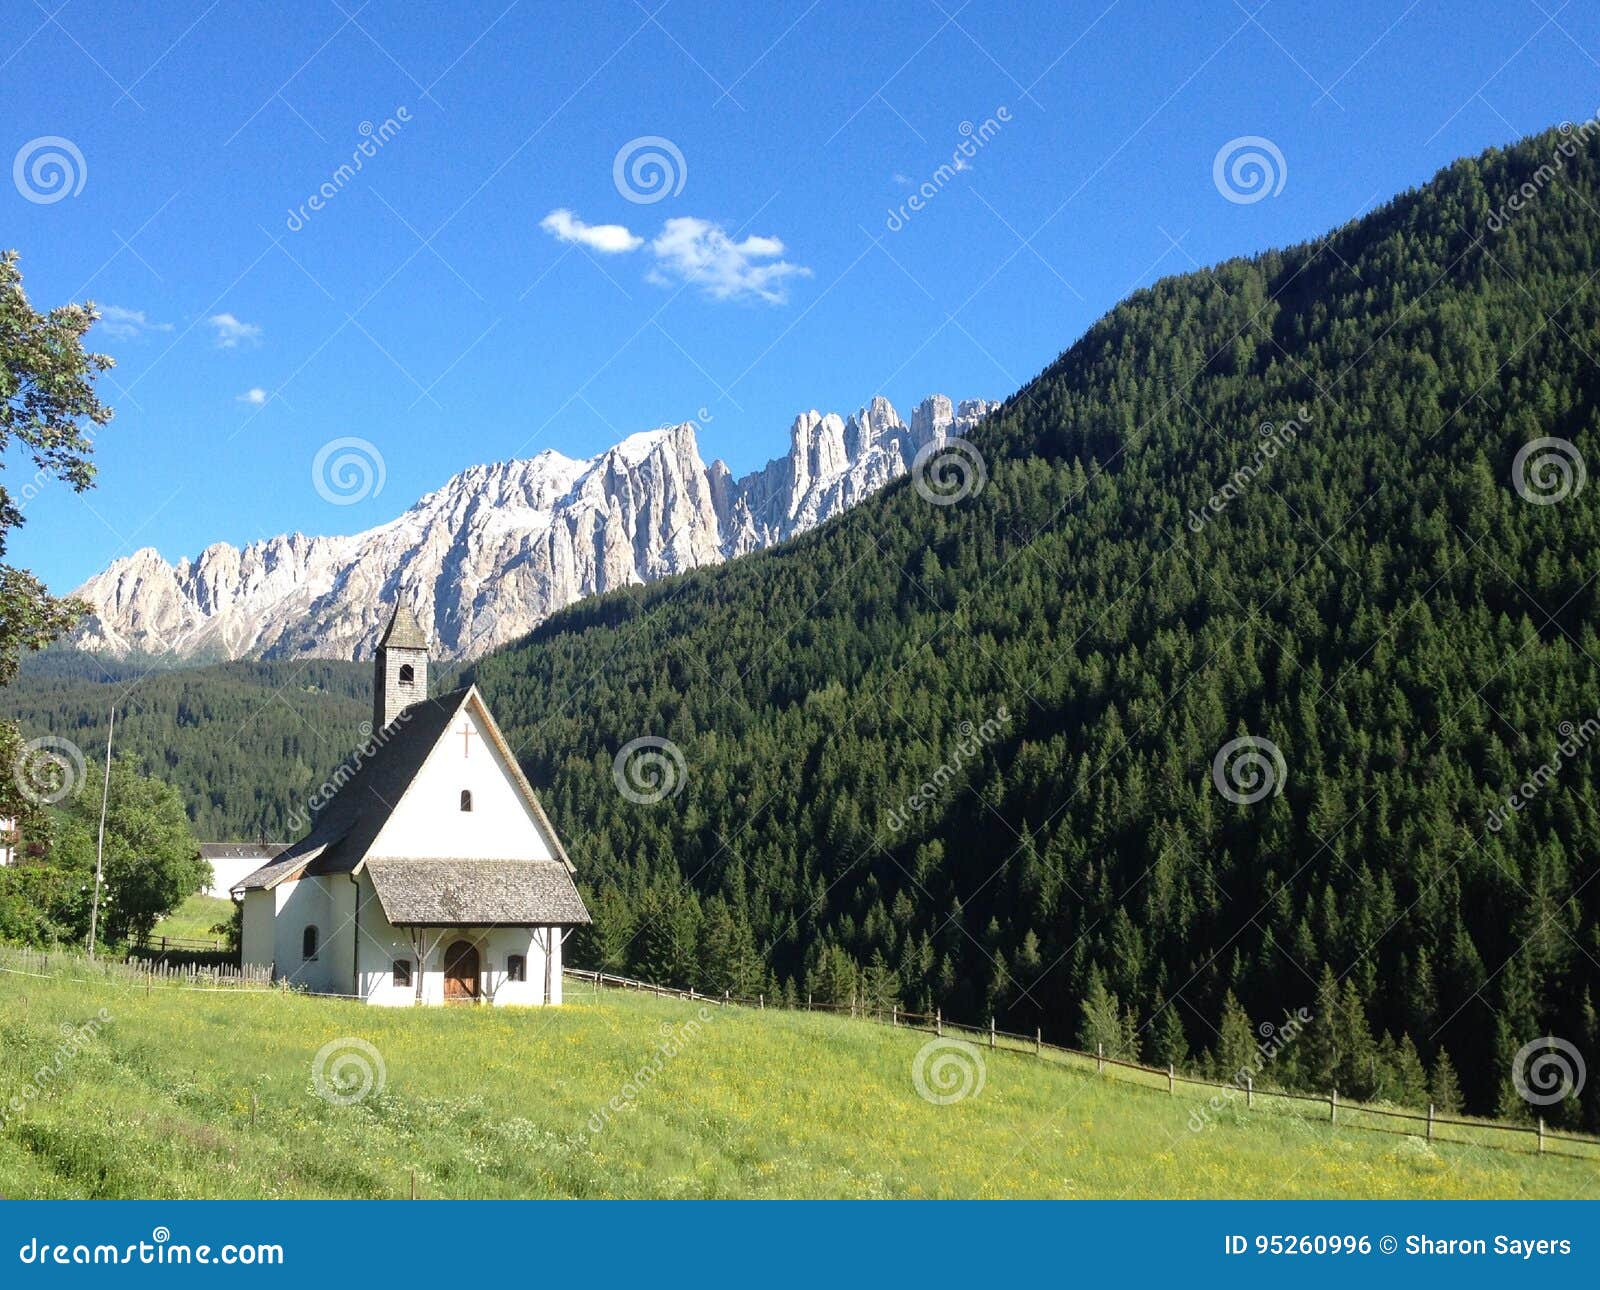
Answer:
87;706;114;959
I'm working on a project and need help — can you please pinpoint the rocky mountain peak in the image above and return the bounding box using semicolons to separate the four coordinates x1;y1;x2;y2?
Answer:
71;393;996;662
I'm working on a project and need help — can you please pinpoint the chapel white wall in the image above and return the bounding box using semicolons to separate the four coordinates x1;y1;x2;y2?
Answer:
367;703;555;861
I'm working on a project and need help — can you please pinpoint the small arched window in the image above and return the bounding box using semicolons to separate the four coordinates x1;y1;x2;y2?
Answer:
507;954;526;983
302;926;319;960
398;663;415;686
460;789;473;812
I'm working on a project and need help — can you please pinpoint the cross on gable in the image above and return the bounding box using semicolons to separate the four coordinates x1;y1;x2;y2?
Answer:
458;720;476;758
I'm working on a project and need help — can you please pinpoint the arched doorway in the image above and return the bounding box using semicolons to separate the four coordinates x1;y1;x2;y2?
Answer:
443;939;480;1002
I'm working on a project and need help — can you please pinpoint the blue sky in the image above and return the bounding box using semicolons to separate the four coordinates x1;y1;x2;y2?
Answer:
5;0;1599;592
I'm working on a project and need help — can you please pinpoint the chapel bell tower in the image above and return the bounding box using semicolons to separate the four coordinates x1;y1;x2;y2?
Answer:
373;599;429;733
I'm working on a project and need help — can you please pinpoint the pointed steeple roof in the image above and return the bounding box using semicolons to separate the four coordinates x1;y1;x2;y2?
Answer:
378;599;428;651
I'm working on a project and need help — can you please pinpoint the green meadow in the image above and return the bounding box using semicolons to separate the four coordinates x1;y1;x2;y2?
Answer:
0;957;1594;1199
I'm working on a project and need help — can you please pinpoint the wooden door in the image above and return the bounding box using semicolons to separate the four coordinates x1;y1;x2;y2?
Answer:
443;940;480;1002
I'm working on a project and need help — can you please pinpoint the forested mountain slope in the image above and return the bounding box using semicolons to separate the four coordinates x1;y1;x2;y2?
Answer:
466;126;1600;1122
0;656;371;839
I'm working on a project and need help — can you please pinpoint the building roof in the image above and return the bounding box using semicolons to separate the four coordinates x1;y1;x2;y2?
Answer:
378;601;429;651
232;686;579;915
200;842;289;861
365;857;590;926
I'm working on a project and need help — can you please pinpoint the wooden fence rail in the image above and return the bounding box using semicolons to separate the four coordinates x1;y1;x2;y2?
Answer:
1;945;273;989
565;966;1600;1167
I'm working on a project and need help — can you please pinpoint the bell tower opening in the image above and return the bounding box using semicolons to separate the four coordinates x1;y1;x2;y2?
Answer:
373;598;429;734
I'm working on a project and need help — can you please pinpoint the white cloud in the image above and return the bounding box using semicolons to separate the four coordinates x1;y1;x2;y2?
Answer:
647;217;810;304
237;387;268;405
209;312;262;348
97;305;172;340
539;208;644;254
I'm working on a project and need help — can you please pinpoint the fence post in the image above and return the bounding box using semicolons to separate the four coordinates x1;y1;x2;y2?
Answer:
1097;1042;1104;1074
936;1008;942;1037
1245;1074;1253;1109
1537;1116;1545;1155
892;1004;898;1027
989;1017;996;1049
1331;1087;1338;1125
759;993;765;1010
1036;1026;1042;1055
410;1169;417;1200
807;992;812;1011
1168;1063;1175;1095
1427;1102;1434;1142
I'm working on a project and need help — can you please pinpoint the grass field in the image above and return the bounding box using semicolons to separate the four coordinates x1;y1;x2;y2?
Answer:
1;956;1595;1199
149;894;234;946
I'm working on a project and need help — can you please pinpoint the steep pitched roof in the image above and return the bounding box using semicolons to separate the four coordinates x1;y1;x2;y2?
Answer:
232;685;574;895
378;601;429;650
365;857;589;925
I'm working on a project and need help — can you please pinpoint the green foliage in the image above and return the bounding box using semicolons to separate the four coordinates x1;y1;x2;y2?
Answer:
4;962;1589;1199
461;127;1600;1123
0;657;371;838
0;757;202;948
0;251;111;832
12;129;1600;1128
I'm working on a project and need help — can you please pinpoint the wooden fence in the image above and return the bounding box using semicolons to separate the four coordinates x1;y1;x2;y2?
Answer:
1;945;272;989
564;966;1600;1166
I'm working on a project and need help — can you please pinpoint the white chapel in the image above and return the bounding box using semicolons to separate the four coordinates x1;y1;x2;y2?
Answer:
235;598;589;1005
